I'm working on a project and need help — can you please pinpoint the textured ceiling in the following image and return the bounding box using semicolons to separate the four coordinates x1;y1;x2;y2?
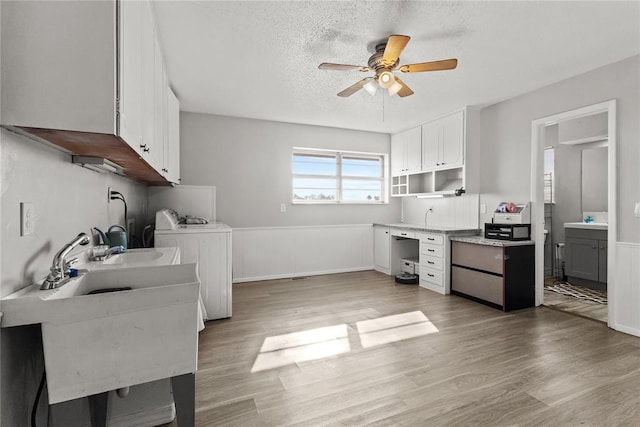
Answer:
153;1;640;134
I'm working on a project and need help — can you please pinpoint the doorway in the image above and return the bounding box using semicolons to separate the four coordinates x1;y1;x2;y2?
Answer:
531;100;617;327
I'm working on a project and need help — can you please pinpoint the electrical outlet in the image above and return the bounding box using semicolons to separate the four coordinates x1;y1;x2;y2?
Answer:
107;186;111;203
20;202;35;236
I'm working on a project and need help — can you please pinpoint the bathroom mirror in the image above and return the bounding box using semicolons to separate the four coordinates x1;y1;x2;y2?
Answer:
581;146;608;212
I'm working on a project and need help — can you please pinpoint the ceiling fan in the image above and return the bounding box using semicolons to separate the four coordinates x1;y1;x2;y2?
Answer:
318;34;458;98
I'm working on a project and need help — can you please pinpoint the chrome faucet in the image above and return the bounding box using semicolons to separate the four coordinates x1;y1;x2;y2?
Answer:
41;233;91;290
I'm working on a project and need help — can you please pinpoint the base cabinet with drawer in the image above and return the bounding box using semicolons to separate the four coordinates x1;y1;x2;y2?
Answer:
451;240;535;311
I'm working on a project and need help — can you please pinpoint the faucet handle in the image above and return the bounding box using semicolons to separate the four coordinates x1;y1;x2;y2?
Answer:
64;257;79;270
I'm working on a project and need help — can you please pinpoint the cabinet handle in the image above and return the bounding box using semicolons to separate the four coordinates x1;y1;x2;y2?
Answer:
401;233;407;236
427;273;435;277
162;168;168;173
428;249;435;252
592;245;597;249
385;231;388;234
428;237;435;241
143;147;150;153
600;246;605;250
427;261;434;265
441;162;446;165
139;144;147;149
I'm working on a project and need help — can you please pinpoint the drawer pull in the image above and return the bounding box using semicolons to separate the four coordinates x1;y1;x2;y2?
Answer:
427;261;435;265
401;233;407;236
427;273;435;277
428;237;435;241
428;249;435;252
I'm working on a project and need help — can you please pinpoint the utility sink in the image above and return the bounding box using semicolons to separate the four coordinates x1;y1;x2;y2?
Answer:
86;247;179;269
0;263;200;404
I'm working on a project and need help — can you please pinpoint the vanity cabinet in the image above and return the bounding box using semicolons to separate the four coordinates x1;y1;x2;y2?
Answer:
451;239;535;311
2;0;178;186
391;126;422;176
565;227;607;290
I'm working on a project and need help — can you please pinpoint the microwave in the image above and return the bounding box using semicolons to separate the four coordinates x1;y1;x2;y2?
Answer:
484;223;531;241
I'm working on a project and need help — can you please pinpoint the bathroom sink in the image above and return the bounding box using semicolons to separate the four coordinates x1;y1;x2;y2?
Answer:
0;263;200;404
564;222;608;230
86;247;179;269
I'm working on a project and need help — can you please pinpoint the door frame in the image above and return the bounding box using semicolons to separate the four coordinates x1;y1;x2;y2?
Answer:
530;99;617;327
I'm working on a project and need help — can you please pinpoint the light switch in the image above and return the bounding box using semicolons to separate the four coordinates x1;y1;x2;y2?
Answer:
480;204;487;214
280;203;286;213
634;202;640;218
20;202;35;236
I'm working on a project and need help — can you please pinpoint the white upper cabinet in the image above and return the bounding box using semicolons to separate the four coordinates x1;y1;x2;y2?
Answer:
422;110;464;170
1;0;179;185
118;0;144;154
141;0;157;163
165;88;181;184
1;1;117;133
391;126;422;176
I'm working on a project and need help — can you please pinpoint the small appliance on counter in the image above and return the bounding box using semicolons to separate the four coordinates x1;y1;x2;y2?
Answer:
484;202;532;241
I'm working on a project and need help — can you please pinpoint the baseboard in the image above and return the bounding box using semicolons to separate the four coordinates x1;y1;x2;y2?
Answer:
233;266;374;283
610;322;640;337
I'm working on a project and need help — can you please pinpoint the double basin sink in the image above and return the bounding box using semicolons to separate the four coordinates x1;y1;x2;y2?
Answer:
1;248;200;404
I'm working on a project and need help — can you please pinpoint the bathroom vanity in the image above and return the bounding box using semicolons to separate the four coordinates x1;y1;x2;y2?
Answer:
564;223;608;291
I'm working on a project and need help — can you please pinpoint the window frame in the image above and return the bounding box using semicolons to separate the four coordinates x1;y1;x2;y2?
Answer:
291;147;389;204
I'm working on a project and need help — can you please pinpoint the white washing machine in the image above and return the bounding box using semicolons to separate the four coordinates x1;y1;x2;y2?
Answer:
154;209;232;320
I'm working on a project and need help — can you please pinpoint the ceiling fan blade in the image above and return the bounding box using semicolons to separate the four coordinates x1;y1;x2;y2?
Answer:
394;77;414;97
319;63;370;72
399;58;458;73
382;35;411;65
337;78;371;97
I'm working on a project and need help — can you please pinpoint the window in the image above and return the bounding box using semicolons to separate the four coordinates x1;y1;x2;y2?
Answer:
292;148;388;203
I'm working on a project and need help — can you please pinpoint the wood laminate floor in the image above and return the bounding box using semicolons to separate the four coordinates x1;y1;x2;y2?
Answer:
164;271;639;426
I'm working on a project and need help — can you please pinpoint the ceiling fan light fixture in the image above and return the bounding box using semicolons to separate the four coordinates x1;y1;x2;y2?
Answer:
363;79;378;95
388;79;402;96
377;70;394;88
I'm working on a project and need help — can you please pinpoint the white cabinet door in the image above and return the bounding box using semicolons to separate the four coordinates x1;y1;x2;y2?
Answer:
405;127;422;174
151;36;165;170
391;133;406;176
374;227;391;270
440;111;464;167
422;111;464;170
421;120;440;169
118;0;143;154
166;88;181;184
392;127;421;176
141;1;156;163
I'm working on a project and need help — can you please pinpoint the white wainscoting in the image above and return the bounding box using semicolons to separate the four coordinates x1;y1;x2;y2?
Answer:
232;224;374;282
612;242;640;337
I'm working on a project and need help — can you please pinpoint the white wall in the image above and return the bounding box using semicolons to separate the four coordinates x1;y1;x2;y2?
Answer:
480;55;639;243
0;128;148;425
180;113;400;227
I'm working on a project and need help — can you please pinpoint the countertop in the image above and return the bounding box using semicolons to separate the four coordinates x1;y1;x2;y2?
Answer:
374;223;479;235
564;222;608;231
450;235;535;247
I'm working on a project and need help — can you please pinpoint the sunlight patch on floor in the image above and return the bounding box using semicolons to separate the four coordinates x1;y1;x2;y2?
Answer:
251;325;350;373
357;311;439;349
251;311;439;372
